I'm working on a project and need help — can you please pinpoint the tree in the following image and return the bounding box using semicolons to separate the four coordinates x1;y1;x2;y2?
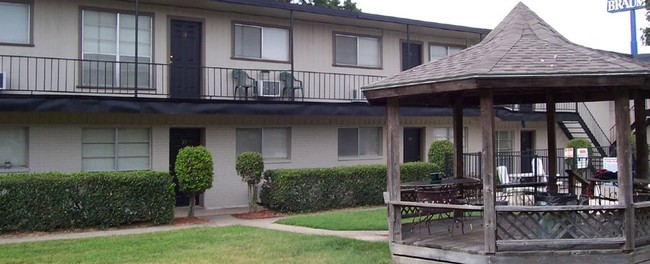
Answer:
174;146;214;218
236;152;265;212
646;1;650;45
275;0;361;12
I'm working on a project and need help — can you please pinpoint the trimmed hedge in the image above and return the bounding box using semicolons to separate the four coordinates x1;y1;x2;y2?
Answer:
0;171;175;232
260;162;435;213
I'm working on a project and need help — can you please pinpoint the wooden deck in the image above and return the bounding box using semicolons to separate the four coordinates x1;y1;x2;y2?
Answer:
402;216;485;254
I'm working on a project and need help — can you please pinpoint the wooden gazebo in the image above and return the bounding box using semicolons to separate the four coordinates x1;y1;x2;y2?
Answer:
363;3;650;263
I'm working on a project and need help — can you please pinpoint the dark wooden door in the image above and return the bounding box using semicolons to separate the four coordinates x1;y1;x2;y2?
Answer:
520;131;534;173
401;42;422;71
170;128;202;207
170;20;201;99
403;128;423;162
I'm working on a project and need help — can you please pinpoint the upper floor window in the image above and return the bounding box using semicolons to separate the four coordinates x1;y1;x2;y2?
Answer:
338;127;382;158
334;34;381;68
0;127;28;169
81;128;151;172
429;44;463;61
236;128;291;160
0;1;32;45
81;10;152;88
233;23;289;62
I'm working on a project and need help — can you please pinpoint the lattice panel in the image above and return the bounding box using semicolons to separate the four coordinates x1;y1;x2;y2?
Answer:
635;207;650;238
497;209;624;240
400;190;418;218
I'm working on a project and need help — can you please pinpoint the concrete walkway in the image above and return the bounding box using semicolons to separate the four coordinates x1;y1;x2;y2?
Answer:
0;207;388;245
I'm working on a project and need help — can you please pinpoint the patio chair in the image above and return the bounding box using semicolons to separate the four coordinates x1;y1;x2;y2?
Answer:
412;187;461;236
497;166;525;205
279;71;304;100
232;69;257;100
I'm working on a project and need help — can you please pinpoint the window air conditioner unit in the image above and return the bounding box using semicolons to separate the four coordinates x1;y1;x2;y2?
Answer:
0;72;5;90
258;80;281;97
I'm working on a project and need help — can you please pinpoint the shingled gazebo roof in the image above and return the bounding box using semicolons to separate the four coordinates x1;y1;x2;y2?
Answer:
362;2;650;106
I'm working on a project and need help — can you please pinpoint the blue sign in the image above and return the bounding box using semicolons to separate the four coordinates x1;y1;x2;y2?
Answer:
607;0;646;13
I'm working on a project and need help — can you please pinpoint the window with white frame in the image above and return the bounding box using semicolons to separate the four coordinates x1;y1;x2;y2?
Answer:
233;24;289;61
338;127;382;158
82;128;150;172
0;127;28;168
81;10;152;88
432;127;468;152
496;130;513;153
236;128;291;159
429;44;463;61
334;34;381;67
0;1;31;45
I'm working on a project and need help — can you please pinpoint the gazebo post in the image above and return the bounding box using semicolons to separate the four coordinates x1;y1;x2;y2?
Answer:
454;96;464;178
480;90;497;253
386;98;402;243
615;88;634;251
633;91;648;180
546;92;558;193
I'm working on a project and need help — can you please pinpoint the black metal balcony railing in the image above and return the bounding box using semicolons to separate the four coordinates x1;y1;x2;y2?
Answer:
0;55;384;102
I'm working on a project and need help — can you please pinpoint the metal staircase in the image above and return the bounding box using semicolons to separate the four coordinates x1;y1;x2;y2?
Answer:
557;102;611;157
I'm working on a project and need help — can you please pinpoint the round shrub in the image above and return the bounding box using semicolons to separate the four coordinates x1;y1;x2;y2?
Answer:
236;152;264;212
428;140;454;172
175;146;213;217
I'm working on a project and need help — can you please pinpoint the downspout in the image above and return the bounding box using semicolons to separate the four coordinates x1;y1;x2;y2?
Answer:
290;10;295;100
134;0;139;98
406;24;410;70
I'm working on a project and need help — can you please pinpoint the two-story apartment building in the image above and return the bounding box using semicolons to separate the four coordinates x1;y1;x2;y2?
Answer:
0;0;586;210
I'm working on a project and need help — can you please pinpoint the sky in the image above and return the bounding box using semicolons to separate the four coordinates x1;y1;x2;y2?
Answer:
353;0;650;55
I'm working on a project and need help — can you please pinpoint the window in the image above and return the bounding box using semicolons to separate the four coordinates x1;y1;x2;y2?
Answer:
338;127;382;158
81;10;152;88
0;1;31;44
82;128;150;171
334;34;380;67
496;131;513;153
0;127;27;168
234;24;289;61
236;128;290;159
432;127;468;152
429;44;463;61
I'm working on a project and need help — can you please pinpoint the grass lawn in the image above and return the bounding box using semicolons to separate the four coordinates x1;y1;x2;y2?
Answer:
276;207;482;231
276;207;390;231
0;226;390;264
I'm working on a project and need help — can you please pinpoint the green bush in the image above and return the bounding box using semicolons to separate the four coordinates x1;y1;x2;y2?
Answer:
0;171;174;232
428;140;454;172
260;162;435;213
566;138;592;171
236;152;264;212
175;146;214;217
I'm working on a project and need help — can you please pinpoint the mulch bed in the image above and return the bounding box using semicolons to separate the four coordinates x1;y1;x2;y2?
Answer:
232;210;285;219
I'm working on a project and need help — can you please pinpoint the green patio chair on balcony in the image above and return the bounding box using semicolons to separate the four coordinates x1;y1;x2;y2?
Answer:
232;69;257;100
280;71;304;100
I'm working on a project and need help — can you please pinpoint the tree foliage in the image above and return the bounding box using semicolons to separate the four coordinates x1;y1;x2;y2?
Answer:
175;146;214;217
236;152;265;212
276;0;361;12
646;1;650;45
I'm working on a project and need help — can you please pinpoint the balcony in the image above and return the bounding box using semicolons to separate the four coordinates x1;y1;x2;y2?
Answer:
0;55;383;103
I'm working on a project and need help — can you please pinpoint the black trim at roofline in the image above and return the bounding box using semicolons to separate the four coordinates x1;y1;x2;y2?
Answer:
0;95;579;122
212;0;491;35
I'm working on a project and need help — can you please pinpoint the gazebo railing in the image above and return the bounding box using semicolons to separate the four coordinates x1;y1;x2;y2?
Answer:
496;205;626;250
